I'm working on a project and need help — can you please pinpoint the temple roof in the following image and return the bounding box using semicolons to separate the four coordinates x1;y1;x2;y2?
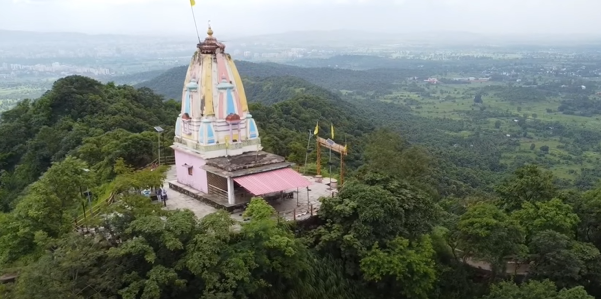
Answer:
197;26;225;54
205;151;286;172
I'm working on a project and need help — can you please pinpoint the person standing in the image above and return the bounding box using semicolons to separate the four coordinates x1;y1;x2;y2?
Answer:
161;188;168;207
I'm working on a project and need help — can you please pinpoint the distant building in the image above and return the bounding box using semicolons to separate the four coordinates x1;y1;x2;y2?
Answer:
452;77;490;83
170;26;311;207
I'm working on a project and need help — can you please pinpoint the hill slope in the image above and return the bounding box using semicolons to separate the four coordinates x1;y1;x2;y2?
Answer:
0;76;180;210
0;73;373;211
134;65;187;100
135;60;430;100
134;62;503;195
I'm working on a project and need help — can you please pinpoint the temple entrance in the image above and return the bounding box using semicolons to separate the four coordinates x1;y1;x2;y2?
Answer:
207;172;228;201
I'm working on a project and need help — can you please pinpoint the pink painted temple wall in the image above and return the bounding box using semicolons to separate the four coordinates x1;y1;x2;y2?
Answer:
173;149;208;193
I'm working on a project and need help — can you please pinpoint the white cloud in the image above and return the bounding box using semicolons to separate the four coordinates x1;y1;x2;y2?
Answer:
1;0;601;36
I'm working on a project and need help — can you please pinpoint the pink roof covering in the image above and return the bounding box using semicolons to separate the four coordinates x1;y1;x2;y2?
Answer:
234;168;311;195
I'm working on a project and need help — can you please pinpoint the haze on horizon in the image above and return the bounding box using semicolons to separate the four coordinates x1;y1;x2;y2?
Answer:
1;0;600;39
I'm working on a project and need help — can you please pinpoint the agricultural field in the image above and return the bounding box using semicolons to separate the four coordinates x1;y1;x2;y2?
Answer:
366;79;601;185
0;85;47;112
0;99;21;112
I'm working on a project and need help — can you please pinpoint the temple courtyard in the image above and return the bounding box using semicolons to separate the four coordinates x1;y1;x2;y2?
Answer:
162;165;336;221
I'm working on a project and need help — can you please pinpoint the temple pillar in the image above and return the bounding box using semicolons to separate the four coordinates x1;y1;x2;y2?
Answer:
227;176;235;205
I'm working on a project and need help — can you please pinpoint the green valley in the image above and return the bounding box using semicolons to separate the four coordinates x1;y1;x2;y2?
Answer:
2;53;601;299
135;56;601;191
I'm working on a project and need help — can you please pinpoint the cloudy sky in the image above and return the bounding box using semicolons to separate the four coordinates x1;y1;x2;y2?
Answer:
1;0;600;37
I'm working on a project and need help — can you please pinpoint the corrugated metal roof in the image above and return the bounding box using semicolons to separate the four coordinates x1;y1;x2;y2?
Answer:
234;167;311;195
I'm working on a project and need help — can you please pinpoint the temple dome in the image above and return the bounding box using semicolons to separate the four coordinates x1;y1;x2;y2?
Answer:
184;27;248;119
175;24;258;155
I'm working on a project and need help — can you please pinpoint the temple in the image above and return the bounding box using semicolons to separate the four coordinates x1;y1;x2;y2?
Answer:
170;26;311;207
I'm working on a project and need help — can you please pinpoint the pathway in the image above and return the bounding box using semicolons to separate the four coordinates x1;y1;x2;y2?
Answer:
162;166;218;218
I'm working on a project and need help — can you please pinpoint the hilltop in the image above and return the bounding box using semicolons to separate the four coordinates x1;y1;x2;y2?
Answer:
1;72;601;299
0;73;373;211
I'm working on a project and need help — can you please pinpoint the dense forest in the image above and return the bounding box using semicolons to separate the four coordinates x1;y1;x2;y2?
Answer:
0;77;179;211
2;58;601;298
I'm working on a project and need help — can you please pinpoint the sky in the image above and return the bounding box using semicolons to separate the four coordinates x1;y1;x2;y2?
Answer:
1;0;600;38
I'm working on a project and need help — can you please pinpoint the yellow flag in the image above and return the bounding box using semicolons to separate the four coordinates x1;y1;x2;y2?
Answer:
344;144;348;152
330;124;335;139
190;0;196;6
224;137;229;148
313;122;319;135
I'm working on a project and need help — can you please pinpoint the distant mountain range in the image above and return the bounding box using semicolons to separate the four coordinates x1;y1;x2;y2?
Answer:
134;62;345;102
133;59;429;101
0;29;187;43
3;29;601;47
224;29;601;47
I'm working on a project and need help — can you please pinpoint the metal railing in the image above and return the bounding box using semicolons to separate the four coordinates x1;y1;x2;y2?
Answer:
161;155;175;165
73;193;115;231
208;184;228;200
73;155;175;232
144;155;176;170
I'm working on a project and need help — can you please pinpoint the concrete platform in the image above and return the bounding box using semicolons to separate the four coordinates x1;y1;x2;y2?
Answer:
168;180;246;212
266;175;335;221
163;166;336;221
161;173;218;219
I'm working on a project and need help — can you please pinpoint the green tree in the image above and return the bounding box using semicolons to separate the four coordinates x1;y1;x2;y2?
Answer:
495;165;557;211
360;236;437;299
12;233;122;299
316;176;437;260
0;156;92;265
0;76;178;212
573;187;601;248
457;203;526;279
528;230;600;288
483;279;593;299
512;198;580;240
363;128;431;184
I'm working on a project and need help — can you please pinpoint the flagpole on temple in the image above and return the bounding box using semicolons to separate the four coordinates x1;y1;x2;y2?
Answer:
189;0;201;44
329;123;334;189
329;147;332;188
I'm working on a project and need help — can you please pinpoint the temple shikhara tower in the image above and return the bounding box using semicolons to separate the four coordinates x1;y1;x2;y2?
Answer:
170;26;311;207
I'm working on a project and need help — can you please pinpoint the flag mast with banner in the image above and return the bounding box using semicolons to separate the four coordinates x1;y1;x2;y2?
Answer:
189;0;201;44
328;123;334;189
303;122;319;174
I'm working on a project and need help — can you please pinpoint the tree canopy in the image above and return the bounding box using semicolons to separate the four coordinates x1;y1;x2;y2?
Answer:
2;70;601;299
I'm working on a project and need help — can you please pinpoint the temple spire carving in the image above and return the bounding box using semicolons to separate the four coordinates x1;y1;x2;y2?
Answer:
173;26;261;160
